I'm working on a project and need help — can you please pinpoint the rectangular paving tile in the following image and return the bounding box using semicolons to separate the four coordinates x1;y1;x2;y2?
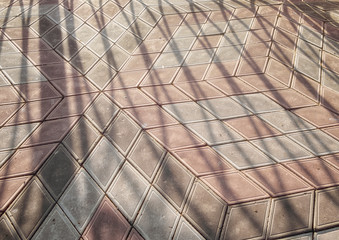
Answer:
59;169;103;232
213;141;275;169
107;162;149;221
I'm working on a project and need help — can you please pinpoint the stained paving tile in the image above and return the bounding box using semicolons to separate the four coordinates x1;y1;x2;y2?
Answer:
107;162;149;221
155;154;193;210
287;129;339;156
213;141;275;169
221;199;270;240
32;206;79;240
59;169;103;232
7;178;54;239
314;186;339;230
231;93;283;113
63;117;100;163
267;192;314;239
184;181;226;239
135;188;180;239
186;120;244;145
128;132;166;180
105;111;141;155
83;197;130;240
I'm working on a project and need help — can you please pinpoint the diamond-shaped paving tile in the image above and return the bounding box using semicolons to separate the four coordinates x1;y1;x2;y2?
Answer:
106;88;155;108
174;81;224;100
14;81;61;101
50;77;98;96
207;76;257;95
107;162;149;221
84;137;124;190
0;86;22;106
315;227;339;240
86;60;117;90
231;93;283;113
173;217;205;240
38;145;79;199
0;214;20;240
293;105;339;128
59;169;103;232
142;85;191;104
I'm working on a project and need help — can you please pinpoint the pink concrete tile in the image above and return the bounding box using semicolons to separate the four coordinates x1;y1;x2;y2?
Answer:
127;229;144;240
236;57;267;76
192;35;221;50
173;146;234;176
142;85;190;105
243;42;270;59
134;38;168;54
301;15;323;33
158;13;185;26
39;63;81;80
284;158;339;189
202;172;269;204
13;39;52;52
147;124;205;151
105;88;155;108
0;104;22;126
0;86;22;105
22;116;79;147
208;76;257;95
140;68;178;86
83;197;131;240
125;105;178;129
173;65;209;83
0;176;31;212
324;22;339;41
47;93;97;120
264;89;316;109
6;99;60;125
51;77;99;96
240;74;288;91
105;70;148;90
205;61;238;79
247;28;274;43
208;10;232;22
3;27;39;39
276;16;299;35
273;28;297;50
232;7;257;19
322;154;339;170
174;81;224;100
224;115;281;140
244;164;313;197
251;16;276;30
323;52;339;74
257;5;280;16
266;58;292;86
293;106;339;128
322;126;339;141
122;53;158;71
0;144;57;179
184;12;209;25
292;72;320;101
321;87;339;114
14;82;61;101
24;50;64;66
269;43;295;68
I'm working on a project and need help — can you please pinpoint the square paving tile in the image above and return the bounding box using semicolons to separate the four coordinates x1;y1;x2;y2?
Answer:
213;141;275;169
107;162;149;221
251;136;313;162
0;144;57;179
85;94;119;132
163;102;216;124
202;171;269;204
59;169;103;232
63;118;100;162
135;188;180;239
292;106;339;128
173;146;234;176
287;129;339;156
207;76;257;96
38;145;78;200
142;85;191;104
197;97;252;119
105;111;141;155
55;35;83;61
244;164;313;197
155;154;193;210
221;199;270;240
231;93;283;113
147;124;205;151
84;137;124;190
128;132;166;181
32;205;79;240
7;178;54;239
83;197;130;240
314;186;339;230
284;157;339;189
225;115;281;140
174;81;224;100
186;120;244;145
106;88;155;108
267;191;314;239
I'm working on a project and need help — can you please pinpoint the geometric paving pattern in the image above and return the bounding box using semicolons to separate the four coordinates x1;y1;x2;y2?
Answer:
0;0;339;239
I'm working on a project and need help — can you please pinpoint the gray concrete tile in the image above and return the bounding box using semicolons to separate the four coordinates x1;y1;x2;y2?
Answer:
59;169;103;232
108;162;149;221
135;188;180;239
70;47;99;74
186;120;244;145
58;14;84;34
219;31;248;46
84;137;124;190
32;205;79;240
163;102;216;124
213;45;243;62
200;21;228;36
315;227;339;240
0;52;32;69
173;25;202;38
3;66;47;84
153;51;188;68
163;37;196;52
129;19;152;39
7;178;54;239
86;60;117;89
324;36;339;56
295;54;320;81
117;31;142;54
101;21;125;42
38;145;79;200
102;45;130;71
226;18;253;32
0;214;20;240
184;48;215;66
322;68;339;92
139;7;162;27
173;217;205;240
288;129;339;156
213;141;275;169
87;33;114;57
299;26;322;47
